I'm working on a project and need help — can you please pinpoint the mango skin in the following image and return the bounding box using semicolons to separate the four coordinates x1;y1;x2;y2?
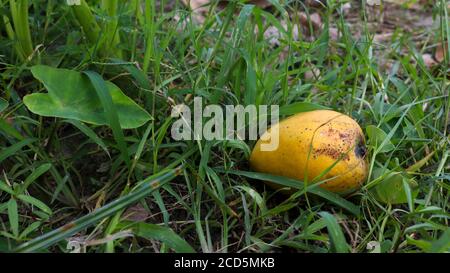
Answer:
250;110;368;194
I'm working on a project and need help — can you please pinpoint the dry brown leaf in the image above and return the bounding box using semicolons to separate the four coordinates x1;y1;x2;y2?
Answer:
263;25;284;46
262;11;324;47
329;27;339;41
422;53;437;68
122;203;150;222
305;0;326;8
310;13;322;30
380;59;395;72
341;2;351;15
181;0;210;10
262;21;301;47
416;16;434;29
435;42;448;63
304;65;320;80
181;0;210;23
373;33;393;43
298;12;323;37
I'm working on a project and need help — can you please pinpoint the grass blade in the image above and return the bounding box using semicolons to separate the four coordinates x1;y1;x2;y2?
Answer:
84;71;130;167
19;163;52;194
9;0;33;59
8;199;19;238
319;211;349;253
17;194;52;215
122;221;196;253
0;98;8;113
71;0;101;45
0;138;36;164
0;118;24;140
62;119;110;156
14;166;183;253
222;169;360;216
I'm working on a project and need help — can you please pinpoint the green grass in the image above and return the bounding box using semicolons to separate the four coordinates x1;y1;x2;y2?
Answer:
0;0;449;253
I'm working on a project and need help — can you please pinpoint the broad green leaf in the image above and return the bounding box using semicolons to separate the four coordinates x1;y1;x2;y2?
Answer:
125;222;196;253
366;125;395;153
319;211;349;253
0;98;8;113
23;65;151;129
370;168;419;205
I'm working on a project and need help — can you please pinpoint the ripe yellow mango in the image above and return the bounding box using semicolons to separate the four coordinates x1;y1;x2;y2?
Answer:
250;110;368;194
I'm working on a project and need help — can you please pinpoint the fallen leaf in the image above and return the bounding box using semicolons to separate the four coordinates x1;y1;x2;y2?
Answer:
299;12;322;33
422;53;437;68
379;57;395;72
341;2;351;15
181;0;210;10
261;20;301;47
123;203;151;222
24;65;152;129
262;12;324;47
373;33;393;43
305;0;326;8
367;241;381;253
304;65;320;81
181;0;210;23
310;13;322;30
263;25;285;47
435;42;447;63
329;27;339;41
415;15;434;29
